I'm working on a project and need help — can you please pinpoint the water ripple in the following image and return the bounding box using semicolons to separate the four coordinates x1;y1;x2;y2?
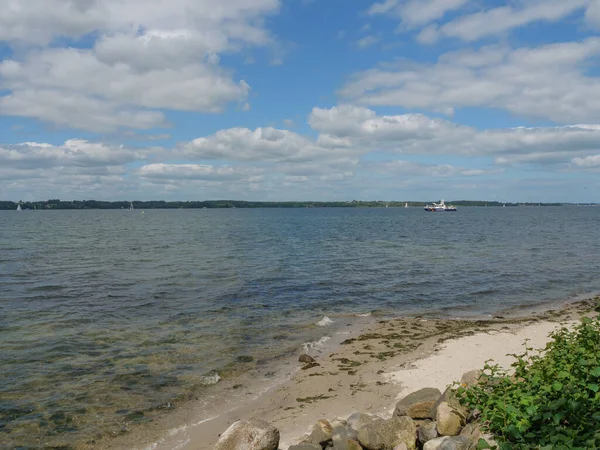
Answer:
1;207;600;447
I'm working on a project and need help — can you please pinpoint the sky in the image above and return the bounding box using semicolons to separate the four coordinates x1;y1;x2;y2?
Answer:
1;0;600;203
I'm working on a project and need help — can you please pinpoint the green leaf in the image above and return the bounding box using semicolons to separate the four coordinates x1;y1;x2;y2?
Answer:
588;383;599;392
476;438;492;449
553;381;564;391
590;367;600;377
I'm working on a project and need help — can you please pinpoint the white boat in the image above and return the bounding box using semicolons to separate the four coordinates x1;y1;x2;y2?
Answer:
424;199;457;212
405;202;408;208
128;201;134;211
16;203;22;211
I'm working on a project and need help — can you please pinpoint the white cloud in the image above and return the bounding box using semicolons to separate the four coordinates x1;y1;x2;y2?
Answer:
357;36;379;49
365;160;502;178
139;163;263;181
0;0;279;46
309;105;457;141
370;0;589;43
0;0;280;131
180;105;600;175
283;175;308;183
0;139;143;169
369;0;471;29
1;47;250;111
587;0;600;27
0;89;166;133
572;154;600;167
183;126;360;162
4;106;600;201
339;38;600;124
425;0;588;43
308;105;600;166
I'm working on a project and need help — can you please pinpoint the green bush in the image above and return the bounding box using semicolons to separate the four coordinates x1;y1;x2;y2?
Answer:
456;317;600;450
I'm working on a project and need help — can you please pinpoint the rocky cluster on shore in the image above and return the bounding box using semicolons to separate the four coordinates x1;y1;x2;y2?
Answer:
214;369;496;450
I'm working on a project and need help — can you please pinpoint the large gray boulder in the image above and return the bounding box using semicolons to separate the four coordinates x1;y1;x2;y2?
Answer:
394;388;441;420
332;422;360;449
357;416;417;450
460;370;482;387
459;422;482;442
214;419;279;450
430;388;465;418
332;438;363;450
288;444;322;450
436;402;466;437
423;436;471;450
347;412;380;432
305;419;333;447
418;421;438;444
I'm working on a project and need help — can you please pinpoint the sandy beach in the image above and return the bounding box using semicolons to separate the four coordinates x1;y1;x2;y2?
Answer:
96;298;595;450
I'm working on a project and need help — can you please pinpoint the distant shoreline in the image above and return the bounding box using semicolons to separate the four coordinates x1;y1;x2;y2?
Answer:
2;199;592;210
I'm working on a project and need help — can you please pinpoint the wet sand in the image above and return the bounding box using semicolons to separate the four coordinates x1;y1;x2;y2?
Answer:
98;298;596;450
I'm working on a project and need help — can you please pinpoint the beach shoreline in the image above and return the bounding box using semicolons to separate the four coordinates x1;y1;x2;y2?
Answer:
95;297;598;450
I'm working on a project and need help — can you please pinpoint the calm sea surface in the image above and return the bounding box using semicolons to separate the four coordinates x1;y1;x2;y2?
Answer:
1;207;599;448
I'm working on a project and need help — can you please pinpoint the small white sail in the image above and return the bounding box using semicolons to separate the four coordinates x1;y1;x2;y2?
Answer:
129;201;134;211
16;204;22;211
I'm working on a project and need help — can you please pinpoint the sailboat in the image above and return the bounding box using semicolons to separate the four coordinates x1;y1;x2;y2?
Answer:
405;202;408;208
128;201;134;211
16;203;22;211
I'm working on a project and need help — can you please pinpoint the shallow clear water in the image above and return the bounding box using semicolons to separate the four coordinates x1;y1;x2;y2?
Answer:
1;206;599;447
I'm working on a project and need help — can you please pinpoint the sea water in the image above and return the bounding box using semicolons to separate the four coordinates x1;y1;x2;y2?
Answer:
1;206;599;448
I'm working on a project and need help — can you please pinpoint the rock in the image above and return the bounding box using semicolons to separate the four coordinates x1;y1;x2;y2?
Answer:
301;362;320;370
394;388;441;420
214;419;279;450
423;436;471;450
306;419;333;447
394;443;408;450
331;418;348;428
460;370;482;387
459;422;482;442
289;444;322;450
436;402;466;437
413;419;432;428
347;412;379;432
332;423;358;443
332;438;363;450
418;421;438;444
481;433;499;449
430;388;467;420
332;422;360;449
299;354;316;364
357;416;417;450
466;408;481;424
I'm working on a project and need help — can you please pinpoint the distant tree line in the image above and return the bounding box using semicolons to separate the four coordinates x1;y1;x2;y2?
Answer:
0;199;574;210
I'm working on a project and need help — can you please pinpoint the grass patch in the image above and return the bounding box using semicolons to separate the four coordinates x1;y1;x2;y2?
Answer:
456;316;600;449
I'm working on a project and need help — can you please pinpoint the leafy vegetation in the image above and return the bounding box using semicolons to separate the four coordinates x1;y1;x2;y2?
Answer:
457;316;600;449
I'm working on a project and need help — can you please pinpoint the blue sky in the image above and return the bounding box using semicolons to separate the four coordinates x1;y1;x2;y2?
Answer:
1;0;600;202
